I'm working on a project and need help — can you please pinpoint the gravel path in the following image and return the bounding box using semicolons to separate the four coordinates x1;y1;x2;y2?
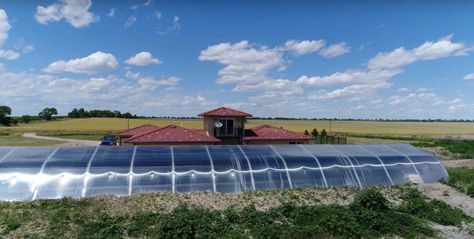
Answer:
22;132;100;147
417;183;474;217
442;159;474;168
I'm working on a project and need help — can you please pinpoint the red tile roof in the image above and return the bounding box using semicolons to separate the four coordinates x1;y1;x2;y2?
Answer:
117;124;160;138
190;128;209;136
198;107;252;117
125;124;220;144
243;124;312;141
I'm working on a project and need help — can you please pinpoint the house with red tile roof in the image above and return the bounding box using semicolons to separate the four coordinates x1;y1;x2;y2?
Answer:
243;124;312;144
123;124;220;145
117;107;310;146
116;124;160;145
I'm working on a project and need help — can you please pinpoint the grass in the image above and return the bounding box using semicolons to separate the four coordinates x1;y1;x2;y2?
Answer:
447;167;474;197
0;134;59;146
346;136;419;144
0;187;471;238
414;139;474;159
0;186;472;238
2;118;474;136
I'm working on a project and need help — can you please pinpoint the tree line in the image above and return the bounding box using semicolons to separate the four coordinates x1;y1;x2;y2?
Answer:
0;105;58;126
67;108;138;119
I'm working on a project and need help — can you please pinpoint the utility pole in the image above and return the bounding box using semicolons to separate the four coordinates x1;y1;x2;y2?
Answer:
329;119;332;134
127;118;130;129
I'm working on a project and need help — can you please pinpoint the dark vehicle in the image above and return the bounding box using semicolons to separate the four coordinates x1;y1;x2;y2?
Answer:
100;135;117;146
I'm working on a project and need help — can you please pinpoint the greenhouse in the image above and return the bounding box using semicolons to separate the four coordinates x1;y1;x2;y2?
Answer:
0;144;448;201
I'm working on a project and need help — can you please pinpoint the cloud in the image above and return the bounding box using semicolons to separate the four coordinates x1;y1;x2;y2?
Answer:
125;70;180;90
463;73;474;81
124;16;137;27
0;9;20;60
319;42;350;58
0;50;20;60
0;66;207;116
199;41;284;86
35;0;99;28
153;11;162;20
125;51;162;66
143;0;155;7
44;51;118;74
137;76;180;90
0;9;11;48
12;38;34;54
308;82;391;100
284;40;325;56
156;16;181;35
107;8;116;17
387;91;465;113
368;35;468;69
297;69;402;86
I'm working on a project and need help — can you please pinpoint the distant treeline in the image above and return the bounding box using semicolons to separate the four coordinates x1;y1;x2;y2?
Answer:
147;116;474;122
67;108;139;119
250;117;474;122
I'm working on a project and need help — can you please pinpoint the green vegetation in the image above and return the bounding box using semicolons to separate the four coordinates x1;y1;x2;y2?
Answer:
398;187;471;226
38;107;58;121
415;140;474;159
447;167;474;197
0;187;471;238
347;136;417;144
0;105;12;126
0;134;59;146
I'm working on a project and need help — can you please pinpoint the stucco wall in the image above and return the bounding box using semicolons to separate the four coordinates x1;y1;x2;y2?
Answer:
203;116;245;137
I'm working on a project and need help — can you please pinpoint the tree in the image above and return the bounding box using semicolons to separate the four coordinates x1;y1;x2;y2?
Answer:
321;129;327;137
10;118;18;126
311;128;319;138
122;112;133;118
68;108;79;118
39;108;58;121
0;105;12;126
304;129;309;135
21;115;32;123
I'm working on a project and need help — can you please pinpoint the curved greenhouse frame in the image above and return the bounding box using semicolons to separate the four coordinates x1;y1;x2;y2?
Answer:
0;144;448;201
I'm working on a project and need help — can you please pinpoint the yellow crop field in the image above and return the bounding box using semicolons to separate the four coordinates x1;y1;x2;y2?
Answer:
2;118;474;136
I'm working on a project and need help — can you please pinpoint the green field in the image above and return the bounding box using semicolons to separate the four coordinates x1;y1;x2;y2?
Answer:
0;135;59;146
2;118;474;136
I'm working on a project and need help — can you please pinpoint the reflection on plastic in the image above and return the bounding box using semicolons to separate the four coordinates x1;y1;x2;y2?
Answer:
0;144;448;201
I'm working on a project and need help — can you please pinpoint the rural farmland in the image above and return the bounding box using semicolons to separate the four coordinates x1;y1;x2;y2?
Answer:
2;118;474;136
2;1;474;238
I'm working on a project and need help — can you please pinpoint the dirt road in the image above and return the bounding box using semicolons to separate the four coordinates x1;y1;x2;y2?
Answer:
22;132;100;147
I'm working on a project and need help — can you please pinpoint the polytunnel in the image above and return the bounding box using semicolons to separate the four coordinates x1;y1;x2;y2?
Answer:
0;144;448;201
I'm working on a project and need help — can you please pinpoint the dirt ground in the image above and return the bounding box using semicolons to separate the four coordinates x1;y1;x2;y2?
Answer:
22;132;100;146
416;183;474;238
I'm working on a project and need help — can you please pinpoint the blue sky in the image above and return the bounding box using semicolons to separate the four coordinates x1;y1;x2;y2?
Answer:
1;0;474;119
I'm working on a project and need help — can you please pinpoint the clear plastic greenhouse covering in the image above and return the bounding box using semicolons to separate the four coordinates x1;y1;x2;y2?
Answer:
0;144;448;201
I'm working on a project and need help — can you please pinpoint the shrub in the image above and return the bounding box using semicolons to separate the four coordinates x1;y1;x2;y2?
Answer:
350;188;390;212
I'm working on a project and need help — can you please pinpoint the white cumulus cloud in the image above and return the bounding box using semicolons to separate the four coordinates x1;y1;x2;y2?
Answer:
284;40;325;56
125;51;162;66
0;9;20;60
297;69;402;86
463;73;474;81
35;0;99;28
44;51;118;74
368;35;468;69
0;9;11;48
319;42;350;58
